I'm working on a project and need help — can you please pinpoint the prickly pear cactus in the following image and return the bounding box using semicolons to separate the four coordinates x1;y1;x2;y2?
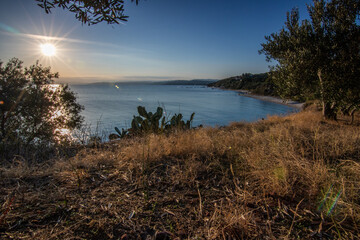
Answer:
114;106;195;138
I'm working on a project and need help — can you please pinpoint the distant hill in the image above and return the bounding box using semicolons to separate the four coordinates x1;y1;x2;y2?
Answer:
208;73;276;96
155;79;218;85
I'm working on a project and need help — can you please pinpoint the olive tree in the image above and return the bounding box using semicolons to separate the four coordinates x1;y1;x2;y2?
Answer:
260;0;360;119
0;58;83;160
36;0;139;25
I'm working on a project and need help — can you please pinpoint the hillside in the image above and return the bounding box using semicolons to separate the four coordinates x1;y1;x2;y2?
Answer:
156;79;218;85
208;73;276;96
1;109;359;239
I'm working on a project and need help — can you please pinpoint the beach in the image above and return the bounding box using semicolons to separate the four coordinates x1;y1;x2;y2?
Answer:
228;89;304;109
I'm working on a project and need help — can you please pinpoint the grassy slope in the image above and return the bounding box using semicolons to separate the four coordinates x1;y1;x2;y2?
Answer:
1;110;360;239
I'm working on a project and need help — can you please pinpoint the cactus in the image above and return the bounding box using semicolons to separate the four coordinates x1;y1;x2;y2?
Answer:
115;127;128;138
186;112;195;129
137;106;148;118
109;127;128;139
155;107;163;119
114;106;195;138
160;116;166;132
166;112;195;131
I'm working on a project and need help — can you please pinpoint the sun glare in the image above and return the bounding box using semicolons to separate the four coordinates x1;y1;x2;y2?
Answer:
40;43;56;56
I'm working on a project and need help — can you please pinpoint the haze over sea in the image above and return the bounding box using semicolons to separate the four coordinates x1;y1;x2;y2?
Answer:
70;82;297;136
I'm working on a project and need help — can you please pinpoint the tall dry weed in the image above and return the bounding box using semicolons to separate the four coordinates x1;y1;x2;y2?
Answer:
2;110;360;239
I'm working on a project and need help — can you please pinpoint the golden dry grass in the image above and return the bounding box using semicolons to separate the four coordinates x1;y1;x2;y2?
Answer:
1;109;360;239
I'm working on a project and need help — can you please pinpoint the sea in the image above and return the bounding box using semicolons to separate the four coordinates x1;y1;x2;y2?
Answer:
69;82;297;137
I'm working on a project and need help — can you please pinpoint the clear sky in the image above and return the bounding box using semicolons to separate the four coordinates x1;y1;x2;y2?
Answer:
0;0;312;83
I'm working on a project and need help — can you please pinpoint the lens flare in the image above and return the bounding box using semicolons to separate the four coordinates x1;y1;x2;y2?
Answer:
317;185;342;216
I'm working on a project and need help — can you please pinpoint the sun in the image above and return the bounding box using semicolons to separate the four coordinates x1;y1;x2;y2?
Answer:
40;43;56;56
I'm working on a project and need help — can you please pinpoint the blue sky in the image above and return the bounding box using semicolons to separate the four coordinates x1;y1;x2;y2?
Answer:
0;0;312;83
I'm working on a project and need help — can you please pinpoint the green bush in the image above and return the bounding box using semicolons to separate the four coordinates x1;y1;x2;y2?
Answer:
0;58;84;162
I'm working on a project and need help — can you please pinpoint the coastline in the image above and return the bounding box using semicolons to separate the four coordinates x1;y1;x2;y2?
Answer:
214;87;304;109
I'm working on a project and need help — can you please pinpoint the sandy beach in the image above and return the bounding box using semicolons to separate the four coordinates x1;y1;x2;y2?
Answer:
215;88;304;109
237;90;304;109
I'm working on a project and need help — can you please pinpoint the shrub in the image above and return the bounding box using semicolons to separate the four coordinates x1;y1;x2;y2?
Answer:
0;58;83;162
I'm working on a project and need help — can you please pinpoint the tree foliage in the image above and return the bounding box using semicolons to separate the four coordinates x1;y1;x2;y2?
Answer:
260;0;360;119
208;73;275;96
36;0;139;25
0;58;84;161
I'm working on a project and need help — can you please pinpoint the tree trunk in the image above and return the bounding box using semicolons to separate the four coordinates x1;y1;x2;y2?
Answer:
350;108;356;124
322;101;337;120
318;69;337;120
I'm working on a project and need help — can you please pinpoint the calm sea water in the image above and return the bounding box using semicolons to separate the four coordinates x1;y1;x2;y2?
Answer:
70;83;297;135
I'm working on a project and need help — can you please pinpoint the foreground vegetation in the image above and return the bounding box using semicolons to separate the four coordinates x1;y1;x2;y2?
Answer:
0;58;83;162
110;106;195;140
2;0;357;237
1;108;359;239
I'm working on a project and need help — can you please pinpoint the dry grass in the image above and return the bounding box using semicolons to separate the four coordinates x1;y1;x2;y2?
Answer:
1;109;360;239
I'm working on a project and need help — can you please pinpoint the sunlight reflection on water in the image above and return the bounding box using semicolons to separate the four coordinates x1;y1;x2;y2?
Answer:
47;84;77;142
